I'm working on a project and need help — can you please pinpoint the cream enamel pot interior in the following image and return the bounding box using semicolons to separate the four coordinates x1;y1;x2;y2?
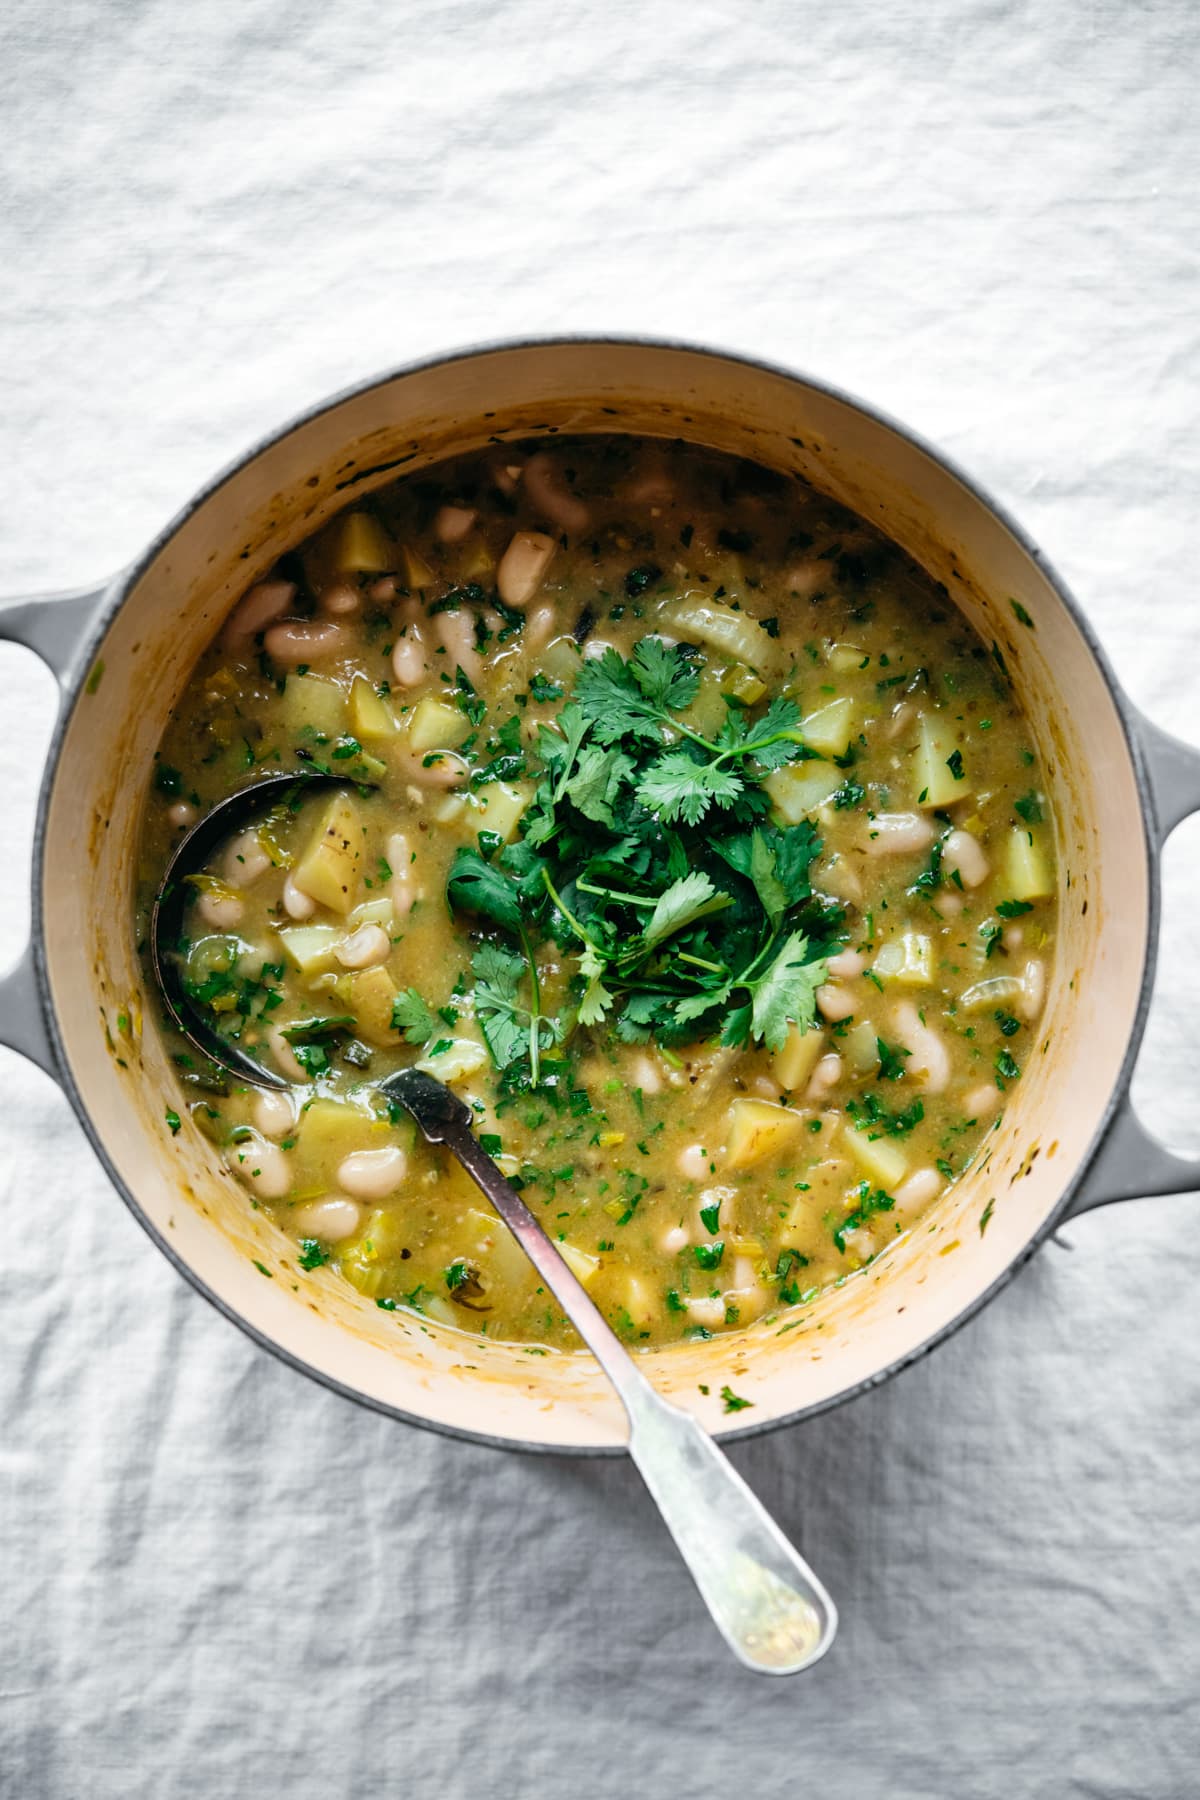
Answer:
3;337;1200;1455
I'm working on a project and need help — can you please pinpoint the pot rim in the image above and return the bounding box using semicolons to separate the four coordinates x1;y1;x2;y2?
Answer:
27;332;1162;1455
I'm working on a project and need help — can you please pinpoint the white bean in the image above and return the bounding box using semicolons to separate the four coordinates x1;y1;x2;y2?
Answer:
386;832;417;916
1020;956;1046;1021
267;1025;308;1083
222;827;272;887
524;603;557;652
335;923;391;970
282;871;317;920
167;800;197;829
221;579;295;649
227;1133;290;1199
891;999;950;1093
434;607;482;683
677;1143;710;1181
196;888;244;929
826;948;865;980
686;1296;727;1330
497;531;556;608
625;1051;662;1095
253;1088;295;1140
933;890;964;918
661;1224;690;1254
394;750;467;790
336;1146;408;1200
434;503;477;544
523;451;590;533
816;983;856;1023
894;1167;943;1213
391;633;428;687
369;576;398;603
263;620;348;665
320;580;361;617
943;828;990;889
863;812;937;856
292;1197;363;1243
965;1082;1002;1119
887;700;915;739
1003;925;1025;953
806;1052;843;1100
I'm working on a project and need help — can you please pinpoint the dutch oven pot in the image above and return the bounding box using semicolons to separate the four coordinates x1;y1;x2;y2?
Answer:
3;338;1199;1453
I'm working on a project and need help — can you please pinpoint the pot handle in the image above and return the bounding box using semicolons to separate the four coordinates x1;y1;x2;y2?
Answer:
1067;706;1200;1216
0;581;111;1080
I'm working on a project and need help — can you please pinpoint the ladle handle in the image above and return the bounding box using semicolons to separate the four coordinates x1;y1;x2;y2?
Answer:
0;581;111;1080
427;1109;837;1675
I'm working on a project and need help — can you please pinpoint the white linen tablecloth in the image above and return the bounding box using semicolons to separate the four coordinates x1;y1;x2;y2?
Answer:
1;1;1198;1793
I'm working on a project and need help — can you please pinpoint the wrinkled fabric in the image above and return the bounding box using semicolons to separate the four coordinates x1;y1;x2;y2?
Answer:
1;1;1199;1794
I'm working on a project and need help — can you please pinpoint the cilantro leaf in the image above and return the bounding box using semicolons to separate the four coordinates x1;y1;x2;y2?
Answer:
635;749;744;824
472;942;531;1070
748;930;826;1052
642;872;733;949
445;848;525;934
629;637;698;710
575;942;615;1027
390;988;439;1046
564;744;635;827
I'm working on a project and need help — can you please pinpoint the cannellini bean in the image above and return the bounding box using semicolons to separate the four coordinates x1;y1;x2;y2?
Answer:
750;1074;779;1099
434;606;482;683
263;619;348;665
227;1133;290;1199
816;983;856;1023
524;603;557;652
806;1052;843;1100
335;923;391;969
1020;957;1046;1021
826;948;865;980
661;1224;690;1254
253;1088;295;1140
686;1296;727;1330
292;1197;363;1243
267;1025;308;1083
391;632;429;687
677;1143;710;1181
434;503;477;544
524;451;589;533
489;457;524;496
394;750;467;790
783;560;824;598
894;1167;943;1213
196;887;244;929
819;854;864;907
167;800;197;829
891;999;950;1093
887;700;915;739
933;891;964;918
282;871;317;920
336;1146;408;1200
965;1082;1002;1118
1003;925;1024;953
625;1051;663;1095
864;812;937;856
943;828;990;889
221;579;295;648
497;530;557;608
320;580;361;617
222;827;272;887
369;576;397;603
386;832;417;916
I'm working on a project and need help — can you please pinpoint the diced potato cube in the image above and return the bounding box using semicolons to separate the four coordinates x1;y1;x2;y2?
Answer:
416;1037;488;1083
348;897;394;930
801;696;854;758
277;924;342;976
297;1097;389;1174
292;793;368;914
873;932;935;986
283;673;347;743
348;965;400;1046
913;712;972;807
663;597;776;671
334;511;394;573
620;1272;660;1335
724;1099;806;1172
458;539;495;581
828;642;868;673
843;1018;881;1074
764;761;843;824
457;1206;532;1291
537;636;583;688
772;1022;824;1092
679;670;730;739
1004;826;1054;900
558;1241;601;1287
349;676;397;740
842;1125;909;1190
401;543;437;590
472;780;533;844
407;695;472;754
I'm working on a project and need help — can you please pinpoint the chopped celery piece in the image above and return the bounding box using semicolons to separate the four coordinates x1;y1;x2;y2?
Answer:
873;932;935;986
663;597;776;670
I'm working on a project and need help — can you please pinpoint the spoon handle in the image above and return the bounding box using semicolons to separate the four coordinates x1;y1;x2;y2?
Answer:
436;1113;837;1675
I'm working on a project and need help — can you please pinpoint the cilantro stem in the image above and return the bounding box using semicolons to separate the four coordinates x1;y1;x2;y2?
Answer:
676;951;727;975
575;876;657;908
517;923;543;1084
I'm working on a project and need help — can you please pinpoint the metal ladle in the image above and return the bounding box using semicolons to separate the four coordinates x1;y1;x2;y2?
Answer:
150;775;838;1676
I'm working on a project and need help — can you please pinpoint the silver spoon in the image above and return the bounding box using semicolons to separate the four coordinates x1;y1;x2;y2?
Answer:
151;784;838;1674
